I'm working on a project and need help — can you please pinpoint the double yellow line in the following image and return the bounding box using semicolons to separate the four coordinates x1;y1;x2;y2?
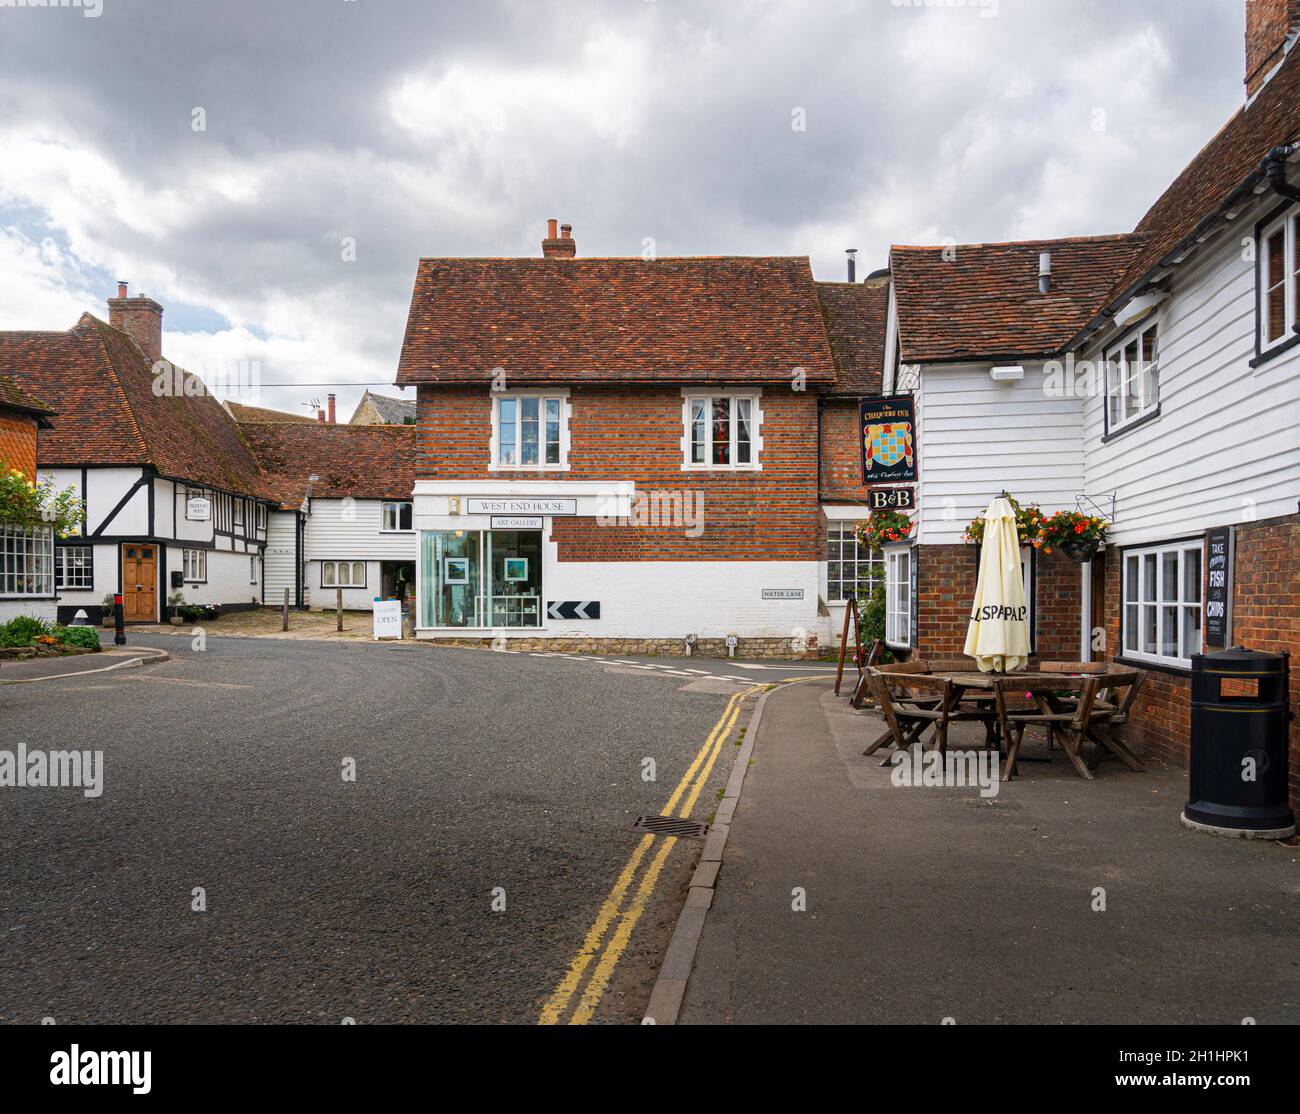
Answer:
538;689;749;1025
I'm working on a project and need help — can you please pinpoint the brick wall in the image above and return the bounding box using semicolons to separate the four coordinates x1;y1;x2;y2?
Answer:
0;410;39;479
1099;514;1299;815
819;398;872;504
914;543;977;657
1034;548;1083;659
1246;0;1300;95
415;385;821;561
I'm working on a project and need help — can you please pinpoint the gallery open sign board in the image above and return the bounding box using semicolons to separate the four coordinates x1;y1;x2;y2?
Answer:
859;395;917;484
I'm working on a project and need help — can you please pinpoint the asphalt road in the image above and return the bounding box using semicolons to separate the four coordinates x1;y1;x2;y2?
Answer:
0;636;817;1024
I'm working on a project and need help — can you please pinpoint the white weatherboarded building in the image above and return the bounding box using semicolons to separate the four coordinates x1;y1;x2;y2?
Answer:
238;422;417;611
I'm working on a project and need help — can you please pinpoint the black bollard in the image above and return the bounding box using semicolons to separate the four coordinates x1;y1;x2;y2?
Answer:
113;593;126;646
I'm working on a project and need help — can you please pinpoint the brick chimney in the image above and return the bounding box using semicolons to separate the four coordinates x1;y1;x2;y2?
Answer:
107;281;164;364
1246;0;1300;96
541;217;576;259
327;393;336;423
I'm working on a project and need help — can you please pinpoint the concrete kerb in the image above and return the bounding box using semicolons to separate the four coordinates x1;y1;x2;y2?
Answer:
643;683;774;1025
0;646;170;685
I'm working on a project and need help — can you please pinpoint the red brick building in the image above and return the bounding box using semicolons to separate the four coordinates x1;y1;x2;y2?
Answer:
0;375;57;623
395;223;879;655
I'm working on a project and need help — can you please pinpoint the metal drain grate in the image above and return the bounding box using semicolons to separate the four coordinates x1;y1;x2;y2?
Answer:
630;814;710;840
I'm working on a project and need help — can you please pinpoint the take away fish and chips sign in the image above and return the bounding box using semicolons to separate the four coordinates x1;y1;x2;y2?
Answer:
859;395;917;484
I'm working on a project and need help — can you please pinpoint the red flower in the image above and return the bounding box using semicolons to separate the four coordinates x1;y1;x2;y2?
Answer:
1074;522;1085;534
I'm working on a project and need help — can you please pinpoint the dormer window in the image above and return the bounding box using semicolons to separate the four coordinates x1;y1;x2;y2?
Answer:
490;391;570;471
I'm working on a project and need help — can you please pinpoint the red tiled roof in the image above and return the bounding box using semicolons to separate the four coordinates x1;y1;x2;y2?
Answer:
1075;46;1300;338
226;401;318;424
0;374;55;425
395;256;836;386
890;235;1149;364
0;314;272;498
816;279;888;394
239;422;416;507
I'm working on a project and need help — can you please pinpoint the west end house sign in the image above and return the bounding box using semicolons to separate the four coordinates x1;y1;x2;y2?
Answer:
466;498;578;516
860;395;917;484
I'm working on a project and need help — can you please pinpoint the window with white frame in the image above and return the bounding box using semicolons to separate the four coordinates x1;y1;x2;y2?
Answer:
493;393;567;470
826;521;883;603
322;560;365;588
1122;540;1203;668
1260;207;1299;352
250;555;259;584
683;393;760;469
182;549;207;582
1;525;54;596
1105;319;1159;433
884;547;911;647
382;501;413;531
233;498;244;530
55;545;94;590
255;503;267;530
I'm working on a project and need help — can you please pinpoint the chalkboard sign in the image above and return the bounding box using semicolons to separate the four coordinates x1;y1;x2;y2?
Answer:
1204;526;1233;649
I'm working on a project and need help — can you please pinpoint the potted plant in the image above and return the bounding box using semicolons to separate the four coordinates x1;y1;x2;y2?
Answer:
1041;510;1109;562
167;590;186;626
101;593;118;627
856;509;915;552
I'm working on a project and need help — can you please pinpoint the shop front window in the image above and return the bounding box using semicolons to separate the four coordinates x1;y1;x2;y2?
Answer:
419;529;544;629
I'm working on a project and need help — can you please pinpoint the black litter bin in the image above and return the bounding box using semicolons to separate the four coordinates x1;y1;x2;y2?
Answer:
1183;647;1294;838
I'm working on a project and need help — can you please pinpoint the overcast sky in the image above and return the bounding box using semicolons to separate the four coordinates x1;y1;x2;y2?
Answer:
0;0;1246;418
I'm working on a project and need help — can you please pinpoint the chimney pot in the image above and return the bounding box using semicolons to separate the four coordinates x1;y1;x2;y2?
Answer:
1038;251;1052;294
541;219;577;259
107;284;164;363
845;248;858;283
327;393;336;424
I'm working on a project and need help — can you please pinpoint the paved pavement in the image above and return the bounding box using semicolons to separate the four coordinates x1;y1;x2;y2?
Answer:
0;645;166;683
682;678;1300;1025
0;635;824;1024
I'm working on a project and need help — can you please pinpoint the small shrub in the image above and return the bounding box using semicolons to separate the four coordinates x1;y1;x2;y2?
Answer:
0;615;52;647
56;625;101;651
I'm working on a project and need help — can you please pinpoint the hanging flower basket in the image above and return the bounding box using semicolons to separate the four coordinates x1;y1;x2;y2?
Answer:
962;495;1047;548
856;509;915;552
1042;511;1108;563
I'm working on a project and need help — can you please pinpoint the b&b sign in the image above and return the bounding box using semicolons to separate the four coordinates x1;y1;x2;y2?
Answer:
860;395;917;484
868;487;914;511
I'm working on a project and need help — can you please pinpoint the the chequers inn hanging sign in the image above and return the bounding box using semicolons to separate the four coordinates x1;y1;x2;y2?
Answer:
860;395;917;484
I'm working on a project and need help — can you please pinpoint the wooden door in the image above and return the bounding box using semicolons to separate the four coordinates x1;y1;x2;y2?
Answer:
122;544;157;622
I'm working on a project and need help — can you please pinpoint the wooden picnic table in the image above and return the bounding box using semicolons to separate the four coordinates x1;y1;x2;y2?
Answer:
864;670;1071;760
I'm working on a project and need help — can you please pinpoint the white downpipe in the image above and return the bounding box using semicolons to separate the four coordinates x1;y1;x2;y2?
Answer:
1079;560;1093;662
